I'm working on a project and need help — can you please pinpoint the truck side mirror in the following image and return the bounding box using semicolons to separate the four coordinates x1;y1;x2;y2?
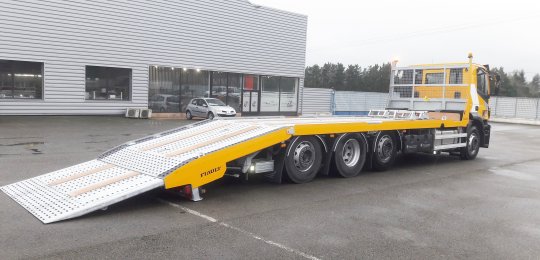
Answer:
494;74;501;96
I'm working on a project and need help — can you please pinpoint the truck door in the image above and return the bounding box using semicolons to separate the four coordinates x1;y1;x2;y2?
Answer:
476;68;490;119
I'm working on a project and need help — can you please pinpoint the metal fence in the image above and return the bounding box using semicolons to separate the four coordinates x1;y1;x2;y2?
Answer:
300;88;334;115
301;88;540;121
334;91;388;115
490;96;540;120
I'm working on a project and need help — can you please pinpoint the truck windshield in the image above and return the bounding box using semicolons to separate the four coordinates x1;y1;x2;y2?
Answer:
206;98;226;106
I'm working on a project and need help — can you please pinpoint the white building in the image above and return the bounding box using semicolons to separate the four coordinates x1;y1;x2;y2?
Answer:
0;0;307;116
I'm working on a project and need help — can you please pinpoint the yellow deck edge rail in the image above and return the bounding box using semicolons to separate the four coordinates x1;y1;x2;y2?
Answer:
164;127;292;189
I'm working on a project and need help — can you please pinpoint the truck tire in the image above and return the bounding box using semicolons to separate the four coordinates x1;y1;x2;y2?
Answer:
333;134;367;178
460;125;480;160
285;136;323;184
372;131;398;171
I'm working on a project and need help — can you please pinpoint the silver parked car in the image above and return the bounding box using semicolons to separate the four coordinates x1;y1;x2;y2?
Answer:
185;98;236;120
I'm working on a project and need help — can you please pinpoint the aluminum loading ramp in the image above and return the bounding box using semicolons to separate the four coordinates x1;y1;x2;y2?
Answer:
1;119;288;223
2;113;459;224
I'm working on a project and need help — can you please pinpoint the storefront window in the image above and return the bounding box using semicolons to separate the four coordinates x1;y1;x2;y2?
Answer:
86;66;131;101
227;73;241;111
211;72;228;99
242;75;259;113
260;76;280;112
279;77;298;112
181;69;209;112
0;60;43;99
148;68;298;115
148;66;181;112
260;76;298;113
243;75;259;90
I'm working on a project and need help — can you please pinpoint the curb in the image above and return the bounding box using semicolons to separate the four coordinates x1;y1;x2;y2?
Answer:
490;117;540;126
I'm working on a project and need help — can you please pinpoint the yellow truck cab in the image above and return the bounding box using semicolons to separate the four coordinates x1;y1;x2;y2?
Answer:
409;62;491;121
389;54;497;152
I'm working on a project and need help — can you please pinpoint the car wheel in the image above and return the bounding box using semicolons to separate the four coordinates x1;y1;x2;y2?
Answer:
186;110;193;120
207;112;215;120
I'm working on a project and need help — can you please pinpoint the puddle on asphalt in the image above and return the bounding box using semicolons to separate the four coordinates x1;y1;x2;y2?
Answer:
29;148;43;155
0;141;45;146
489;167;537;181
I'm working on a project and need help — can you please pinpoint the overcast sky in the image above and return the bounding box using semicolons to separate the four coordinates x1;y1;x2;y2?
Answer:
252;0;540;79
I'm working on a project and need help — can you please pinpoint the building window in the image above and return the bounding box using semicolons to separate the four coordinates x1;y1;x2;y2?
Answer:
85;66;131;101
0;60;43;99
280;77;298;112
148;66;211;113
210;72;241;111
181;69;209;112
260;76;299;113
243;75;259;91
261;76;280;112
149;66;181;112
242;75;259;113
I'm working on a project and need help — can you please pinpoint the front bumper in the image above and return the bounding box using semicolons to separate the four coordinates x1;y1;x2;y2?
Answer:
482;123;491;148
218;114;237;117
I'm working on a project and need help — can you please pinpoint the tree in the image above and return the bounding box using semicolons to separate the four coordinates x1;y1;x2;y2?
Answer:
530;74;540;96
333;63;346;90
305;63;536;97
345;65;361;91
321;63;335;89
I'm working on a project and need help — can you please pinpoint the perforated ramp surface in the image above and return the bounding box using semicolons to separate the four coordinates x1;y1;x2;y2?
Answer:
1;119;289;223
1;160;163;224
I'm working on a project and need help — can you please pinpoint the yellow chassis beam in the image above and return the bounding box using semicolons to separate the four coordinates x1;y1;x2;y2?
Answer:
164;117;469;190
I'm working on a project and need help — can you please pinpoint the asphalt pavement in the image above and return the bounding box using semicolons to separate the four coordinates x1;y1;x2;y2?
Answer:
1;116;539;259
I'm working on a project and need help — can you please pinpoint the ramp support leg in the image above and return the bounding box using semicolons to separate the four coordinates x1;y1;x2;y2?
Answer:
191;187;203;202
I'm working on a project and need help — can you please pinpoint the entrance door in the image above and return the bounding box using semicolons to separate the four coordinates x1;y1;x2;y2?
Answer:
241;75;260;115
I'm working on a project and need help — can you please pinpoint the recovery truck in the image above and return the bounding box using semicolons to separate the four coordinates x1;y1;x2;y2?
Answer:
1;54;499;224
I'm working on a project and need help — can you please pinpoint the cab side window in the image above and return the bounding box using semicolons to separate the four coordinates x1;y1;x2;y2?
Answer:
477;69;488;97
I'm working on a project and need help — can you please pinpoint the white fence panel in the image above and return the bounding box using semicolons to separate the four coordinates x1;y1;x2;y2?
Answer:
494;97;518;117
334;91;388;112
304;90;539;120
300;88;333;115
516;98;538;119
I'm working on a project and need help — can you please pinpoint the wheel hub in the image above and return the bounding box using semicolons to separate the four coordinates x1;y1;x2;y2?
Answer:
293;141;315;172
342;139;361;167
376;135;393;163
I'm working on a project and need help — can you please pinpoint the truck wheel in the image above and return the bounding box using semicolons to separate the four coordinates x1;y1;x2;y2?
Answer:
285;136;323;184
186;110;193;120
333;134;367;178
460;126;480;160
372;131;398;171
